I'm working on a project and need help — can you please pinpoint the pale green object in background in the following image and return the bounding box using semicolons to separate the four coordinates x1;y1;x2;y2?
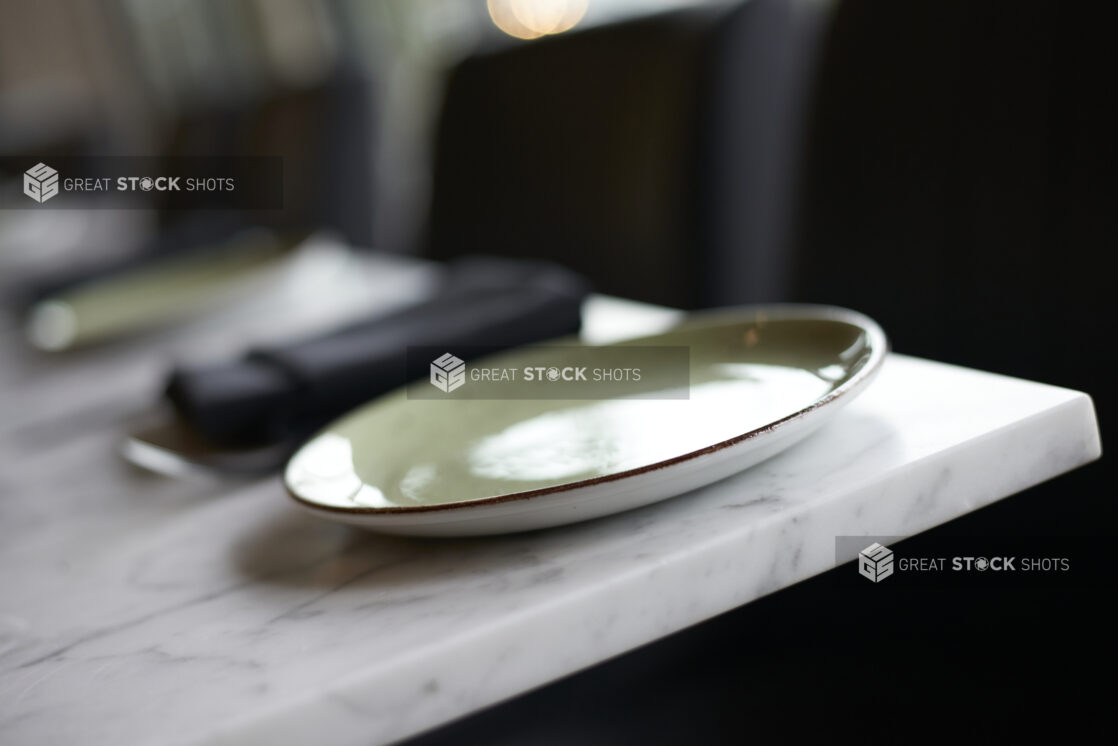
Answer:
26;230;300;351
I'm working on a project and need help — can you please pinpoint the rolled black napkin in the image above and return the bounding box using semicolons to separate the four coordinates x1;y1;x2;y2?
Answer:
165;256;590;447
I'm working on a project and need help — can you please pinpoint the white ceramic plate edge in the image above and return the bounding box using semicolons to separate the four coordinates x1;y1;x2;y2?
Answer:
285;304;888;536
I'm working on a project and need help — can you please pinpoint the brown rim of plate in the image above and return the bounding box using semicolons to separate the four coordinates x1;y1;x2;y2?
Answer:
284;304;889;516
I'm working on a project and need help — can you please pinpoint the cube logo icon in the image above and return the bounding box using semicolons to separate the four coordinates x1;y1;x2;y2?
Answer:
430;352;466;393
24;163;60;203
859;542;894;583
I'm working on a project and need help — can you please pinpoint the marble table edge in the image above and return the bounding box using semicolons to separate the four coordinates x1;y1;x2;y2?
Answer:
196;388;1101;746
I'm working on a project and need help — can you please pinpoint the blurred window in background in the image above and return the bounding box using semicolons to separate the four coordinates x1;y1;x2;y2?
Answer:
1;0;713;283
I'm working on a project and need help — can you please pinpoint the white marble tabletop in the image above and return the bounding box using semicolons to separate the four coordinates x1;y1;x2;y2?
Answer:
0;245;1101;745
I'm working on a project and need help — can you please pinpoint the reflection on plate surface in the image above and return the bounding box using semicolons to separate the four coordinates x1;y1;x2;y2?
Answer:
286;306;884;524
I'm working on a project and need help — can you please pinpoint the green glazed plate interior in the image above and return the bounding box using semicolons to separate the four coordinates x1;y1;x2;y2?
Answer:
284;305;886;534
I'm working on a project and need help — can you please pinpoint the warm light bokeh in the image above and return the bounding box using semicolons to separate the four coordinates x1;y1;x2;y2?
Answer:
487;0;589;40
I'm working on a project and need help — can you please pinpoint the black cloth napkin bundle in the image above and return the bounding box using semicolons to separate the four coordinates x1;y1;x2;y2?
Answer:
165;256;590;447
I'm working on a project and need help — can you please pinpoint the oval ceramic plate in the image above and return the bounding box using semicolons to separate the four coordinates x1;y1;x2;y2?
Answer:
285;305;887;536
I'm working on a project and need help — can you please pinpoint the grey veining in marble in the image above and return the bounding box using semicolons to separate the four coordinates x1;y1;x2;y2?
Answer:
0;259;1101;745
